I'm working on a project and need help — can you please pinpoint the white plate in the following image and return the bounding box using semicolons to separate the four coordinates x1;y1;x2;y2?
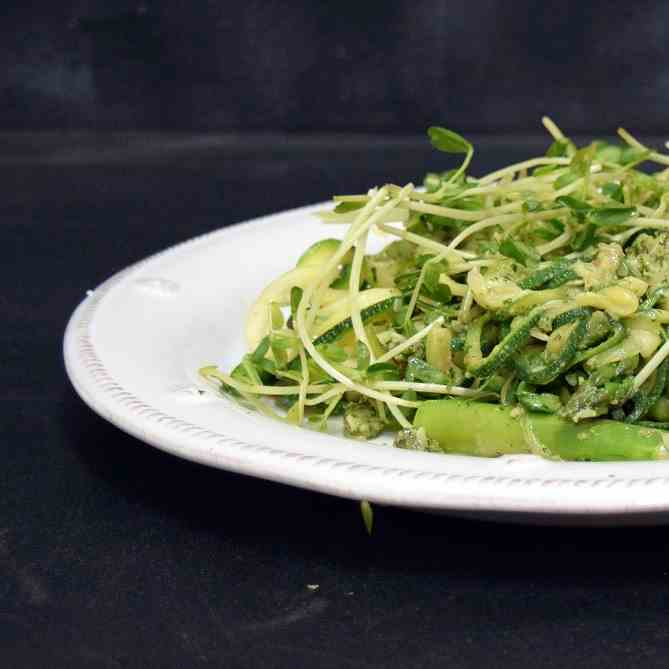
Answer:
64;202;669;525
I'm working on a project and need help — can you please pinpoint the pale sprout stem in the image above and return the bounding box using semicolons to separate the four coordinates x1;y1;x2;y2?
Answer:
536;227;572;256
387;401;412;429
542;116;566;141
634;340;669;392
374;381;488;398
478;157;570;185
375;223;476;259
376;317;444;364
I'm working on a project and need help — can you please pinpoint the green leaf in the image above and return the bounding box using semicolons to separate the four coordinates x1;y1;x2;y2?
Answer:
571;144;597;176
533;218;565;241
306;359;334;384
556;195;592;211
270;332;298;350
405;357;451;384
334;201;365;214
330;263;352;289
517;382;562;413
270;302;284;330
499;238;539;266
275;369;303;383
401;319;418;338
251;336;271;363
270;341;287;370
546;139;570;158
423;172;442;192
257;358;277;377
366;362;401;380
423;215;460;229
228;362;251;389
356;341;371;372
632;171;659;192
571;223;597;251
454;196;485;211
399;390;418;418
546;219;565;234
601;181;624;203
595;143;623;164
394;269;420;292
423;262;452;302
534;227;559;241
360;500;374;535
392;301;409;328
440;168;469;186
428;126;471;154
290;286;303;325
522;198;543;213
286;400;301;424
318;343;348;364
241;355;263;385
553;169;581;190
415;254;435;268
620;147;650;166
533;164;560;176
587;207;636;226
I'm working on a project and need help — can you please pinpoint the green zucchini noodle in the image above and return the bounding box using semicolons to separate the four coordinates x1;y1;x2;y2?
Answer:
200;118;669;460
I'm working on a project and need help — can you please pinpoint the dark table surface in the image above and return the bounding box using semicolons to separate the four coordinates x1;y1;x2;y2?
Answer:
6;132;669;668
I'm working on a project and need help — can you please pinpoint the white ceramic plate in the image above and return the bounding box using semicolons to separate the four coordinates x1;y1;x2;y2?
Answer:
64;203;669;525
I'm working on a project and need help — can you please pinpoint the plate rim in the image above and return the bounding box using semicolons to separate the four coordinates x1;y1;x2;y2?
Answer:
63;202;669;522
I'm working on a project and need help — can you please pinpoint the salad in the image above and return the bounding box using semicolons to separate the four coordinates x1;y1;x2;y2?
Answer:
201;118;669;461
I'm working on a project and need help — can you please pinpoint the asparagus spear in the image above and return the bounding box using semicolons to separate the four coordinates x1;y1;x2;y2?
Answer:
413;399;669;461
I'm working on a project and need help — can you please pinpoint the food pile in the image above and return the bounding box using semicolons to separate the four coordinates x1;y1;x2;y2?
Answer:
201;118;669;460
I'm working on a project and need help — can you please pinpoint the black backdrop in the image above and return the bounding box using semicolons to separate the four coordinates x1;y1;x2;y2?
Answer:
8;4;669;667
4;0;669;133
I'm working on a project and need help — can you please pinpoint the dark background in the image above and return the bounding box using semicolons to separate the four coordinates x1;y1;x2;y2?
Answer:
3;0;669;134
6;2;669;668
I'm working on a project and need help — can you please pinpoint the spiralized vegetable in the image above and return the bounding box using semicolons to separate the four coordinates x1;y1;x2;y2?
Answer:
201;118;669;460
